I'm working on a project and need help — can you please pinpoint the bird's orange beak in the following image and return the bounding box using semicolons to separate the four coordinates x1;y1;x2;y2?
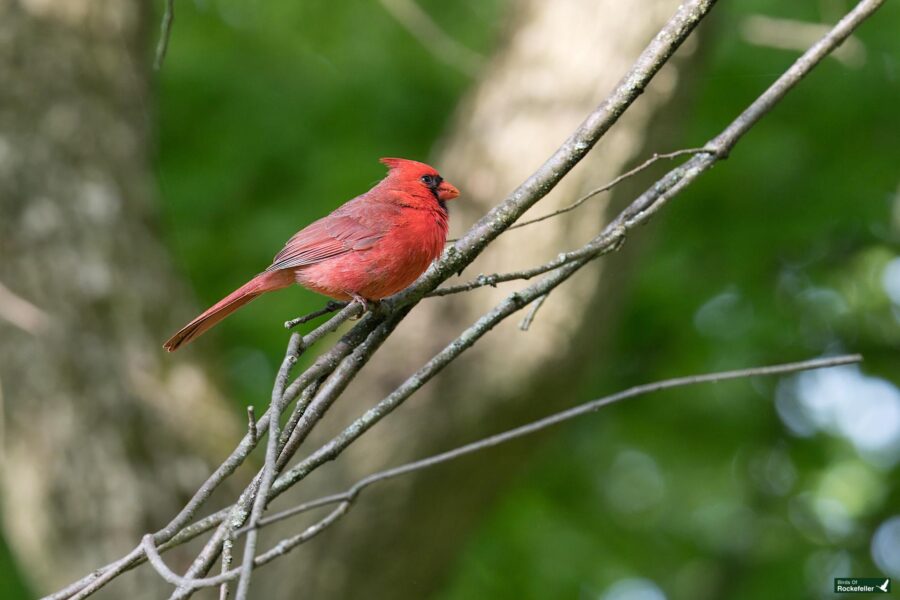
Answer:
437;180;460;201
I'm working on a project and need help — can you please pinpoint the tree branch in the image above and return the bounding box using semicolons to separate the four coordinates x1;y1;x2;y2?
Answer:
142;535;231;590
443;146;712;243
518;293;549;331
284;300;346;329
139;354;866;594
432;0;885;298
47;0;889;596
389;0;718;308
154;0;176;70
233;333;302;599
251;354;862;534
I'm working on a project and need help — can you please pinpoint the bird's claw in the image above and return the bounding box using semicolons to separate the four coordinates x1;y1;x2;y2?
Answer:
350;294;370;319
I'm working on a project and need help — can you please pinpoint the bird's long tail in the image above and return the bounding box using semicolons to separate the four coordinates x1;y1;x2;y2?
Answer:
164;270;293;352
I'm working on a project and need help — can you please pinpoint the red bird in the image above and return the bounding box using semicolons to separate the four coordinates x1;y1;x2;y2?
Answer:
164;158;459;351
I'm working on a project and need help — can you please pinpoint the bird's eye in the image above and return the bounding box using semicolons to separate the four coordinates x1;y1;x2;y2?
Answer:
420;174;442;188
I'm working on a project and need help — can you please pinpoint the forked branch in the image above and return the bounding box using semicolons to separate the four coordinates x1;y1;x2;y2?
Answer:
47;0;886;597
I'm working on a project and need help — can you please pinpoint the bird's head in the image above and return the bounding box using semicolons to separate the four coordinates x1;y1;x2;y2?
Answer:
380;157;460;207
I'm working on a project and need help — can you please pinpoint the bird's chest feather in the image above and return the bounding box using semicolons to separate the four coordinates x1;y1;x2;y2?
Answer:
386;207;447;263
298;206;448;299
363;207;447;281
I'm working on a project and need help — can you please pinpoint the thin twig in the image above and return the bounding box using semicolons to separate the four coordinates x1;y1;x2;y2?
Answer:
49;4;728;586
82;305;370;599
273;255;599;498
273;0;884;522
166;317;385;600
63;9;724;591
518;293;549;331
431;228;627;298
294;301;359;347
142;535;228;589
154;0;176;70
386;0;719;311
278;380;320;449
252;354;862;532
152;353;865;595
429;271;526;296
152;505;351;592
276;311;408;471
234;332;301;599
173;315;403;600
285;301;346;329
63;398;284;599
48;0;888;596
433;0;886;299
507;147;712;235
246;407;257;446
218;533;233;600
173;314;392;597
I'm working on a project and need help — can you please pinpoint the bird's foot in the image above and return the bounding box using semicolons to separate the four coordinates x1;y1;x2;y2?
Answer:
349;294;371;319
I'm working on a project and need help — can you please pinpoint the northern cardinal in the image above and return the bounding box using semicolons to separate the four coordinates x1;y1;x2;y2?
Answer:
164;158;459;351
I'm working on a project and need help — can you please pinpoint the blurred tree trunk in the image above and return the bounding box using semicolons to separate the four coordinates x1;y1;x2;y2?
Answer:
274;1;707;598
0;0;238;596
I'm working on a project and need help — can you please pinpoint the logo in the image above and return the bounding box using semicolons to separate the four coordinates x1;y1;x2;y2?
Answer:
834;578;891;593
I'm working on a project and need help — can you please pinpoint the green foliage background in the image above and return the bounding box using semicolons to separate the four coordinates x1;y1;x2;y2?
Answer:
4;1;898;598
156;0;505;401
437;3;900;599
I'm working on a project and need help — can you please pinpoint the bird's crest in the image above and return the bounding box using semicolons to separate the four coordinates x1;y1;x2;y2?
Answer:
380;157;431;172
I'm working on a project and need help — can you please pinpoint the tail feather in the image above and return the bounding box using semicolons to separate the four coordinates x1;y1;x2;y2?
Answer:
164;270;293;352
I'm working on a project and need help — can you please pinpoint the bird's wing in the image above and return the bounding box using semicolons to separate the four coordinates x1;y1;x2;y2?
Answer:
266;198;399;272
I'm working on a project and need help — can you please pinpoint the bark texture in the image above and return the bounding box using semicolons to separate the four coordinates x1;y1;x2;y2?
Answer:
0;0;238;596
268;1;705;598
